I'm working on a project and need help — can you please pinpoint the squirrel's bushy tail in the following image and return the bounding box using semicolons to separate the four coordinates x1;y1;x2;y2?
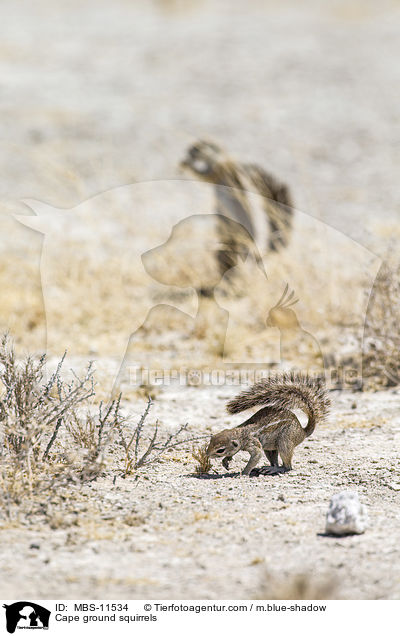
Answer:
227;372;330;437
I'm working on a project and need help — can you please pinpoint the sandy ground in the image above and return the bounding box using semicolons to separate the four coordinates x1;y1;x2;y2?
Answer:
0;385;399;600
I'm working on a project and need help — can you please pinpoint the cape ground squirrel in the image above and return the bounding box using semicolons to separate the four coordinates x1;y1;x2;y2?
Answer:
206;372;330;475
180;140;294;257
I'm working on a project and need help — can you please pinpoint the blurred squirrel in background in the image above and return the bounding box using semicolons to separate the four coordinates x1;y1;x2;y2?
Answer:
180;139;294;278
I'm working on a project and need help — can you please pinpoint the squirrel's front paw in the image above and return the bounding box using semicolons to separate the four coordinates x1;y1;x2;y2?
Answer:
222;456;232;471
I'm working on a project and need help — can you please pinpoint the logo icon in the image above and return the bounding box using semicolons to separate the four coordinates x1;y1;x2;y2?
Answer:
2;603;51;633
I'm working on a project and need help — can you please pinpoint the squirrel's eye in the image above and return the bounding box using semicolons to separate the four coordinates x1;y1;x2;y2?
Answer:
216;448;225;454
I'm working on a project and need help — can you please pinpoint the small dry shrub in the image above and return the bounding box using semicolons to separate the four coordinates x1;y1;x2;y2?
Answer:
115;397;204;476
0;334;107;518
362;263;400;388
0;333;203;522
192;443;212;475
65;398;122;457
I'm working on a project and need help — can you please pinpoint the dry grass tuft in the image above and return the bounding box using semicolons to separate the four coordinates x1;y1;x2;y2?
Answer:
132;379;160;401
192;443;212;475
257;572;337;600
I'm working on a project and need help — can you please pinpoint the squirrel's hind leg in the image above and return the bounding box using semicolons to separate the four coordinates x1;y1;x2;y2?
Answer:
265;450;279;467
279;446;294;471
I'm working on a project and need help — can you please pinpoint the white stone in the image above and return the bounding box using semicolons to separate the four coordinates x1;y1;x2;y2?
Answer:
325;491;368;535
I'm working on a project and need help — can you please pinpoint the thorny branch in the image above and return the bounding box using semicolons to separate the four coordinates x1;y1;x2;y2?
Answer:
116;399;206;475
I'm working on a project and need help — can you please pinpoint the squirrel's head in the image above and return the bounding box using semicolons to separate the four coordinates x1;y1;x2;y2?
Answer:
266;283;299;329
206;430;241;460
180;139;224;180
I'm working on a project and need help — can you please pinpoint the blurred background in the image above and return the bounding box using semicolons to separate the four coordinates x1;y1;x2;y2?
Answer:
1;0;398;224
1;0;399;384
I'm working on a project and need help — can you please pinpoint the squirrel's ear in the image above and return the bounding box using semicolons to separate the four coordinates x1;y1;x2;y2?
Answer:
232;440;240;448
